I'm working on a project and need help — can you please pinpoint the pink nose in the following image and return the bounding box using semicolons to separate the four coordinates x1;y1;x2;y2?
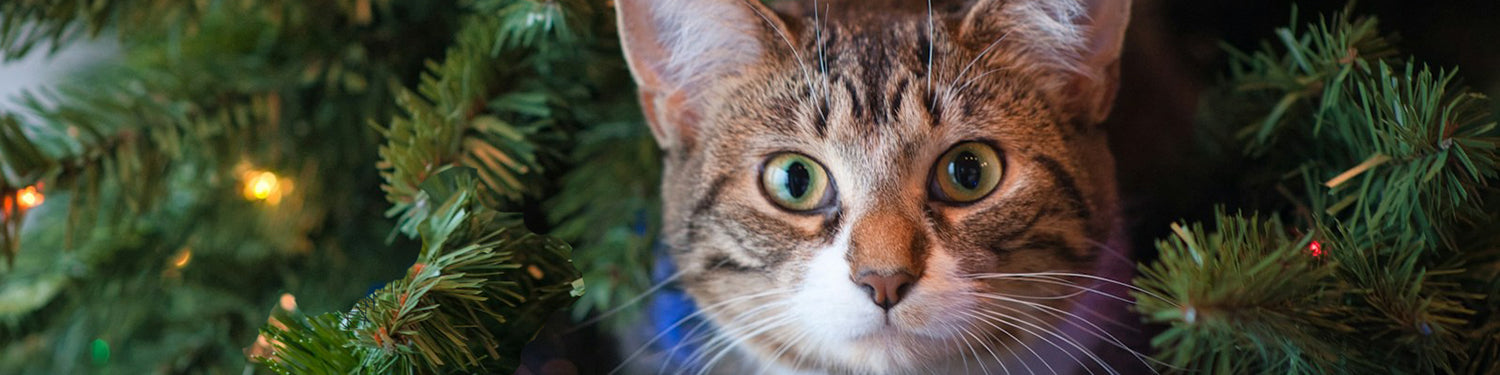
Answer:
856;271;915;310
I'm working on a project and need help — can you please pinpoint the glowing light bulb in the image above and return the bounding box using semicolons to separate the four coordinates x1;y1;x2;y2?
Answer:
279;293;297;311
16;186;43;209
243;171;281;201
171;248;193;268
1308;241;1323;257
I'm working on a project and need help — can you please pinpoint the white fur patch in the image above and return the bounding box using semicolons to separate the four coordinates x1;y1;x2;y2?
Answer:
787;229;884;351
778;221;983;373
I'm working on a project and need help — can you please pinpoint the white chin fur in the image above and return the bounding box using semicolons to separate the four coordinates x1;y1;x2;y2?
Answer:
771;230;978;374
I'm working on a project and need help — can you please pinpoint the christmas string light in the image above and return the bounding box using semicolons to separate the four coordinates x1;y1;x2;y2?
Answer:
16;185;43;209
278;293;297;311
244;171;280;200
247;294;297;362
239;169;292;205
2;185;44;222
170;248;193;269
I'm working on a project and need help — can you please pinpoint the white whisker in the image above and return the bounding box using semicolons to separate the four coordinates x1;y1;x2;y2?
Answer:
970;292;1167;373
674;299;796;372
569;266;690;332
659;299;793;374
947;31;1012;98
739;0;818;113
951;324;983;375
811;0;831;128
610;289;789;375
966;322;1015;375
981;274;1139;307
952;67;1005;96
956;309;1050;375
695;315;797;375
756;326;811;374
968;306;1108;375
1081;237;1136;264
965;271;1177;307
925;0;935;98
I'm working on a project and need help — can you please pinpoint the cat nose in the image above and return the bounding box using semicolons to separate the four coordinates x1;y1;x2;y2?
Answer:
856;271;916;310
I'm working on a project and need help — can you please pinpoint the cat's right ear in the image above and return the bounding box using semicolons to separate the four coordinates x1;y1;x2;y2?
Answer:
617;0;792;151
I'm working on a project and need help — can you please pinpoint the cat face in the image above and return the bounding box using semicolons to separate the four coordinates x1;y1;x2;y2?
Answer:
619;0;1132;372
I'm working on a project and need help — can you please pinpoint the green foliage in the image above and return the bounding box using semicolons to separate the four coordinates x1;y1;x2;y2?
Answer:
260;168;580;374
375;0;660;328
1136;6;1500;374
547;117;660;323
0;0;462;372
377;11;548;236
1137;213;1344;373
3;0;653;371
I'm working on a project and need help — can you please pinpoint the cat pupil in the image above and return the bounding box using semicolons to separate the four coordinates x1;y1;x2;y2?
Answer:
951;152;984;190
786;162;811;198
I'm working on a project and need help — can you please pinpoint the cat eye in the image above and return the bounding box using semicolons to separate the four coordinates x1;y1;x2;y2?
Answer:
760;153;833;211
932;142;1003;203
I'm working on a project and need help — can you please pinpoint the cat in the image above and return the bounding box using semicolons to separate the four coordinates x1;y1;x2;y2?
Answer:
615;0;1143;373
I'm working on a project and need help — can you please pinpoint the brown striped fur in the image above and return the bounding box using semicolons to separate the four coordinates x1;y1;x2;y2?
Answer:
619;0;1137;373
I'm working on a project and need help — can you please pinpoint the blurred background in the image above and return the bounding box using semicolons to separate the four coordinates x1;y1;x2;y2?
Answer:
1112;0;1500;259
0;0;1496;374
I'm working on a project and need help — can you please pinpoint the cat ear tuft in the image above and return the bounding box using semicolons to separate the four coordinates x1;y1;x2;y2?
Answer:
959;0;1131;125
617;0;794;150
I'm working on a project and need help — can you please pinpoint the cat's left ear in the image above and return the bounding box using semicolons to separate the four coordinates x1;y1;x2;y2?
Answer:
960;0;1131;125
616;0;796;151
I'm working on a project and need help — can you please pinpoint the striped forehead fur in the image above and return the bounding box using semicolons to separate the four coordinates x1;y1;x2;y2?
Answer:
649;0;1101;96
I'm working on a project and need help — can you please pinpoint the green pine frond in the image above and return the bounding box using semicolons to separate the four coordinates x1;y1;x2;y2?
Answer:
374;0;665;329
547;117;660;324
1224;8;1396;154
1144;4;1500;374
378;10;555;238
1;0;457;372
1314;62;1499;247
260;168;580;374
1136;211;1348;374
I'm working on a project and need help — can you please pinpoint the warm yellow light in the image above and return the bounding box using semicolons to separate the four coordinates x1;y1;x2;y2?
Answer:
243;171;280;201
171;249;193;268
278;293;297;311
17;186;43;209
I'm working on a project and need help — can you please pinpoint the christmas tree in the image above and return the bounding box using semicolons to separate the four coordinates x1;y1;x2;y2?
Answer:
1;0;1498;374
1130;6;1500;374
0;1;635;373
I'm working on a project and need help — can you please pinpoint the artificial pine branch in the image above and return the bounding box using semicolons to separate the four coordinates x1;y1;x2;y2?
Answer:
0;0;459;372
1136;5;1500;373
258;168;581;374
378;5;570;237
375;0;664;328
1135;212;1348;373
0;1;395;62
0;0;434;262
547;117;661;324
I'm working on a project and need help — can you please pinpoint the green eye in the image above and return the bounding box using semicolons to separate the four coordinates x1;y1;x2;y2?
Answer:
933;142;1003;203
761;153;832;211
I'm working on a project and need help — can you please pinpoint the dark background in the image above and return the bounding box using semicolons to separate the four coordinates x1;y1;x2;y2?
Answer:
1112;0;1500;260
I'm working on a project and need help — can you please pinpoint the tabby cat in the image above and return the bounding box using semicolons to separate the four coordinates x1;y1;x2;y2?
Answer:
616;0;1141;373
